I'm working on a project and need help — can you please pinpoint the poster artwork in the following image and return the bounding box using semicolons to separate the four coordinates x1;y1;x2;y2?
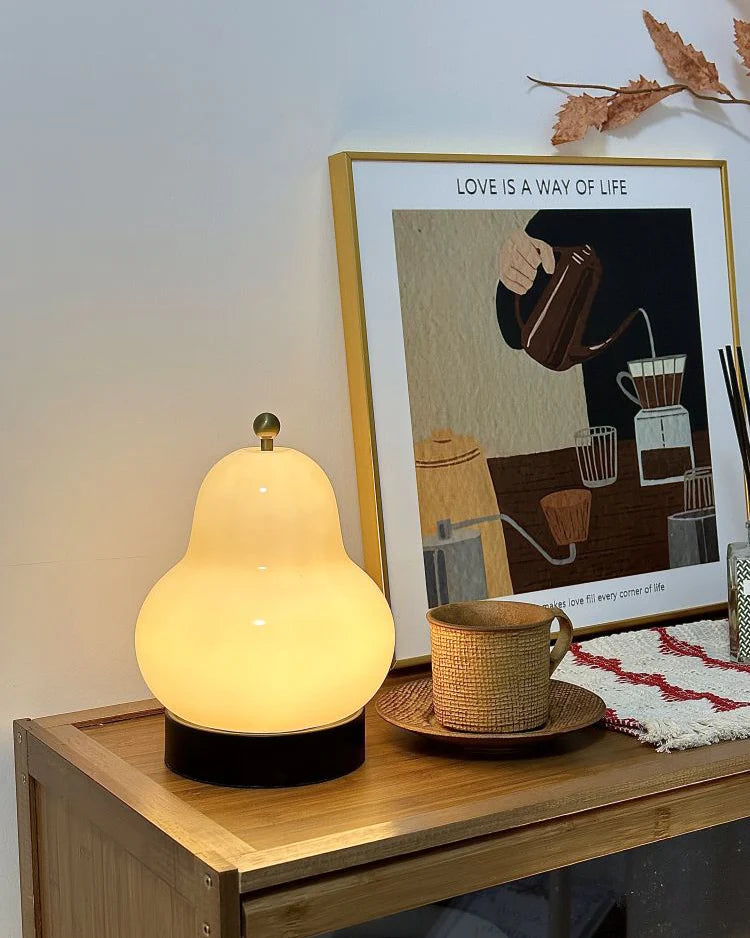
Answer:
394;208;715;609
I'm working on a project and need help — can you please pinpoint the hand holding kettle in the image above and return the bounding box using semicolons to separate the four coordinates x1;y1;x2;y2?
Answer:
498;228;556;295
498;228;640;371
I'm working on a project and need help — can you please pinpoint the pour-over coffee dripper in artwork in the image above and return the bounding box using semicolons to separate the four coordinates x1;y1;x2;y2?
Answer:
616;354;687;410
616;351;695;486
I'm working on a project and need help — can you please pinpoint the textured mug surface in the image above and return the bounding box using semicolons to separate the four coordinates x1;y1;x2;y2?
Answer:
428;600;574;733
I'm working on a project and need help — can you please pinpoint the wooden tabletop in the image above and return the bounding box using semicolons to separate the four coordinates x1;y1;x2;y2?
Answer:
49;678;750;886
21;677;750;936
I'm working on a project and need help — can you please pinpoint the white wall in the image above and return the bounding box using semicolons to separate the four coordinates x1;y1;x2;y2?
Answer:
1;1;747;931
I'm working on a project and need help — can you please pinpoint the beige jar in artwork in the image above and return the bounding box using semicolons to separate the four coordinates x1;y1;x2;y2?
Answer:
415;430;513;601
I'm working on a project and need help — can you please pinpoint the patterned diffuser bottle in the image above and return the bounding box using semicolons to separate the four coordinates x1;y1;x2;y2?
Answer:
727;520;750;663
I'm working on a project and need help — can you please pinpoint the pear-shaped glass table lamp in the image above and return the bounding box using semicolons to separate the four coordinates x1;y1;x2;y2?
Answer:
135;414;395;787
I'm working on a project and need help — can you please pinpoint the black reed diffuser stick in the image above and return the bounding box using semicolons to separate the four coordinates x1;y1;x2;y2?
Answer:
719;346;750;487
737;345;750;418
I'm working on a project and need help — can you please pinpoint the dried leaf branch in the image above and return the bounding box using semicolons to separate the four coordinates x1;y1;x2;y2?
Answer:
532;10;750;145
736;18;750;75
642;11;729;95
529;76;750;107
552;94;609;146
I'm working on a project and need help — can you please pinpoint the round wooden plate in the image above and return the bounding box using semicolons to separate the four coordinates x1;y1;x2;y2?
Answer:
375;676;606;752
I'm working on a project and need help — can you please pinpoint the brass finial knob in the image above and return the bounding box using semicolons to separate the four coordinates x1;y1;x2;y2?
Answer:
253;413;280;451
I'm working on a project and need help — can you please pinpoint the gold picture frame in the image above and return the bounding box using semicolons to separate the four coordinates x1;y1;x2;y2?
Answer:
330;152;741;666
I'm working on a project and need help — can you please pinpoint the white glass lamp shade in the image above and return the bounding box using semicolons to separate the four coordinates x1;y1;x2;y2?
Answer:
135;443;395;734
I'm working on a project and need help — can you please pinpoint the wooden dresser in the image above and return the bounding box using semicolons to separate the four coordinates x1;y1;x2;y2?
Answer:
15;679;750;937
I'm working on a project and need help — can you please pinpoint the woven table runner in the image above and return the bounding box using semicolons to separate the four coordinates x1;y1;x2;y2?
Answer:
554;619;750;751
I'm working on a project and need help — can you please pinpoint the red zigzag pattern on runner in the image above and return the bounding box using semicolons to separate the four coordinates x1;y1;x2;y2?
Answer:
654;626;750;673
570;643;750;713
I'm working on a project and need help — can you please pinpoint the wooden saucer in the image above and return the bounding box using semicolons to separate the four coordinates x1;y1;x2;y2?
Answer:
375;676;606;752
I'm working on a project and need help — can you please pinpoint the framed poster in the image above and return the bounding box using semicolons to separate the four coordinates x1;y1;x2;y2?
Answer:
329;152;744;665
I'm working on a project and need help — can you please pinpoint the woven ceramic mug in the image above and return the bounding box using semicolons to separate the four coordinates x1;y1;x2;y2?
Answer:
427;601;574;733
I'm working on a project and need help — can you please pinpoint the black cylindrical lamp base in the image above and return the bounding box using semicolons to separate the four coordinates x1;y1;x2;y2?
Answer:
164;710;365;788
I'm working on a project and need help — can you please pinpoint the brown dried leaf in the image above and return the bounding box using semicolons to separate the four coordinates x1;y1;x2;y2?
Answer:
735;19;750;75
602;76;681;131
551;93;609;145
643;10;730;94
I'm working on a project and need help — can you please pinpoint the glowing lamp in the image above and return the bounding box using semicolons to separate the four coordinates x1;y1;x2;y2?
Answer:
135;414;395;787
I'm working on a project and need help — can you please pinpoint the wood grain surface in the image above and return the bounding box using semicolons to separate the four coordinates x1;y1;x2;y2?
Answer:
241;771;750;938
14;722;41;937
22;719;244;938
36;786;198;938
16;681;750;937
75;681;750;894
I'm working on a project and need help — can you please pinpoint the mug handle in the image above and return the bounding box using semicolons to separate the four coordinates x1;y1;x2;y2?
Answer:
548;607;574;675
616;370;641;406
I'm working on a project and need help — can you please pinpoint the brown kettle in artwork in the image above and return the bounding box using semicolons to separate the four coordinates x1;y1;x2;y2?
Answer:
514;244;639;372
